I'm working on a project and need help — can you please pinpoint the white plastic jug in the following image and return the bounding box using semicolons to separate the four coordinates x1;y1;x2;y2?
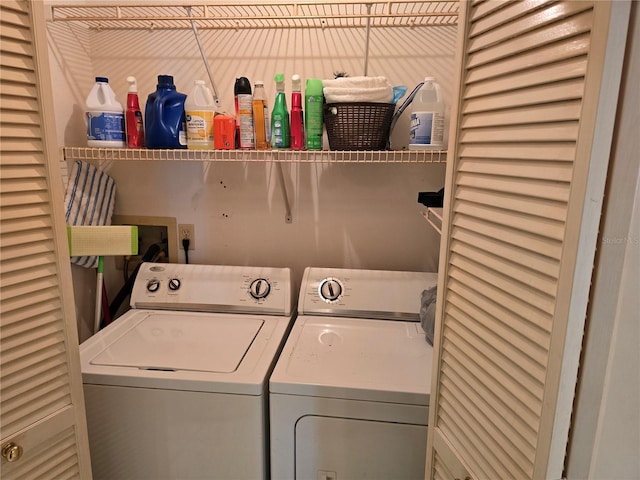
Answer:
85;77;125;148
185;80;215;150
408;77;445;150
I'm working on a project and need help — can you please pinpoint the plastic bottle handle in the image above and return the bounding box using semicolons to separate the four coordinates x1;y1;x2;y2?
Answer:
155;96;168;133
97;84;107;105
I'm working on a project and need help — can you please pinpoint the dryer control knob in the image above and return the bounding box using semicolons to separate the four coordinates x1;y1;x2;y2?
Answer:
249;278;271;300
319;278;342;302
168;278;181;291
146;279;160;292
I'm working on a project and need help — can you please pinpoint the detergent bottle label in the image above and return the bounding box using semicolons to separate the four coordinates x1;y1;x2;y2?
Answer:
409;111;444;146
186;110;215;144
86;111;125;141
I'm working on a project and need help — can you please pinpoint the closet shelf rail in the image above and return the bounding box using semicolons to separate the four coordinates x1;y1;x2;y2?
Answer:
61;147;447;164
49;1;459;30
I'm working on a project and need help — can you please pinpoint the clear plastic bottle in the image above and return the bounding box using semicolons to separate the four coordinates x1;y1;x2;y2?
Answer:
85;77;125;148
290;74;304;150
271;73;290;149
253;81;270;150
185;80;215;150
408;76;445;150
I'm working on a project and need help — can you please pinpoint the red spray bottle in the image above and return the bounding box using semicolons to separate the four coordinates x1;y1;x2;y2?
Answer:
125;76;144;148
290;74;305;150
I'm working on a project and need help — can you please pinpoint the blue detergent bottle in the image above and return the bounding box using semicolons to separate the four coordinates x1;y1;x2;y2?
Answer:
145;75;187;149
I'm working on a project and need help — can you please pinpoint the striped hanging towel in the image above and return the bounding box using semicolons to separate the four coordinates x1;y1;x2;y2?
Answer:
63;160;116;268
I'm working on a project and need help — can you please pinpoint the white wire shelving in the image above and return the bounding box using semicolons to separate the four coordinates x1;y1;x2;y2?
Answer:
61;147;447;163
422;207;443;234
54;2;454;170
49;1;459;30
53;2;456;165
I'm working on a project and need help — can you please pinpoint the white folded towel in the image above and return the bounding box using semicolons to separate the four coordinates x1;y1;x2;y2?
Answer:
323;86;394;103
323;76;394;103
322;76;391;89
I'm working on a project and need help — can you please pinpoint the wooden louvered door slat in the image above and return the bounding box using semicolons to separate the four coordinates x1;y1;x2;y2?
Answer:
426;1;630;479
0;1;92;478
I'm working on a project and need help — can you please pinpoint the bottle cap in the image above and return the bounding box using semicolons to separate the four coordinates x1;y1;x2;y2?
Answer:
424;76;435;82
291;74;301;92
195;80;205;85
157;75;174;87
96;77;109;83
274;73;285;93
305;78;323;96
127;76;138;93
234;77;252;94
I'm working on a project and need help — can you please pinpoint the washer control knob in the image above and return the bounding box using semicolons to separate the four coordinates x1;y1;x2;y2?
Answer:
168;278;181;291
146;279;160;293
249;278;271;300
319;278;342;302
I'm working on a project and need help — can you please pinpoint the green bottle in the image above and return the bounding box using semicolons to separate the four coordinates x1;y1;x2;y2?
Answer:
305;78;324;150
271;73;290;148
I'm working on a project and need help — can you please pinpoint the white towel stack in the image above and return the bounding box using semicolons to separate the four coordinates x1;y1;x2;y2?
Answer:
323;76;394;103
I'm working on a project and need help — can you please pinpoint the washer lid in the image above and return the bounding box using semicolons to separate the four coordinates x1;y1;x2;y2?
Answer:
270;316;433;405
90;311;263;373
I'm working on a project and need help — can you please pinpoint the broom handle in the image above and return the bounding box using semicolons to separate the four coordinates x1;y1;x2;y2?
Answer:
94;256;104;334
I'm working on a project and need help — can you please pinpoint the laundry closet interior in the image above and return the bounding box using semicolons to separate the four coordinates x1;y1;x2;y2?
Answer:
3;1;635;479
46;1;456;340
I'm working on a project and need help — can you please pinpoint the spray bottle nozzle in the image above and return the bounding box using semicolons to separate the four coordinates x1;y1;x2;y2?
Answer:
291;74;301;92
274;73;285;92
127;76;138;93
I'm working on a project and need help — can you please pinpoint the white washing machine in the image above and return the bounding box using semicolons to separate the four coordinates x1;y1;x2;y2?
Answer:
270;267;437;480
80;262;293;480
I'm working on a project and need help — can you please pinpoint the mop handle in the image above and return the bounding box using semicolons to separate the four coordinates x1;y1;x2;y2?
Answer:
94;256;104;334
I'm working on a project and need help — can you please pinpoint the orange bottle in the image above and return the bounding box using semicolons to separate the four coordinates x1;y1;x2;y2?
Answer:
214;114;235;150
253;81;270;150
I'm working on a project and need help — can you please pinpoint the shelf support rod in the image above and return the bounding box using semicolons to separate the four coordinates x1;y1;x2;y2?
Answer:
276;163;293;224
363;3;372;76
185;6;222;108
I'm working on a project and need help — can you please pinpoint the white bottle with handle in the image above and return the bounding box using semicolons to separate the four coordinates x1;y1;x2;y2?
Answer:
85;76;125;148
408;77;445;150
185;80;216;150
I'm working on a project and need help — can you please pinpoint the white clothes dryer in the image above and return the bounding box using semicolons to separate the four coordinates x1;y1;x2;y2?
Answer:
80;262;293;480
270;267;437;480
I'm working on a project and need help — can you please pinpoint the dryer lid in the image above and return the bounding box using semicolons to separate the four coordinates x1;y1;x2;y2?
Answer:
270;316;433;405
90;311;263;373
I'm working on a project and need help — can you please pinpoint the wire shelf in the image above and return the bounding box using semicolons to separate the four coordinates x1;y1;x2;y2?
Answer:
50;1;459;30
61;147;447;163
422;207;443;234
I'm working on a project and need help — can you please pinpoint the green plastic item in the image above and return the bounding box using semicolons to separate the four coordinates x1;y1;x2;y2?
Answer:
305;78;324;150
271;73;290;148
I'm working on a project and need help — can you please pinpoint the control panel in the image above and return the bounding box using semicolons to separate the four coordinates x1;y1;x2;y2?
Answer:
299;267;438;320
131;262;292;316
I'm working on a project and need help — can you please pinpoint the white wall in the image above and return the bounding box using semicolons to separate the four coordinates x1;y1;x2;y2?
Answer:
45;4;456;340
566;3;639;478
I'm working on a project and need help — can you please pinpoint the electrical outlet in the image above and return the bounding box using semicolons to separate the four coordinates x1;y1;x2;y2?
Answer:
179;224;195;250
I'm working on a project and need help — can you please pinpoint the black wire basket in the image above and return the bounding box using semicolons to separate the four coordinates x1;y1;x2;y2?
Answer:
323;102;395;151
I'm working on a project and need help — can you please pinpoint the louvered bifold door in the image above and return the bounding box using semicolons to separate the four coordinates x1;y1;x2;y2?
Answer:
0;1;92;478
426;1;629;479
